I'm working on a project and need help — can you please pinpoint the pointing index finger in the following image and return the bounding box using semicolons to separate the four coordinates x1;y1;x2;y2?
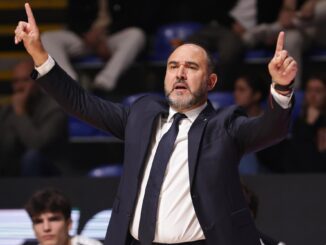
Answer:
275;31;285;53
25;3;37;27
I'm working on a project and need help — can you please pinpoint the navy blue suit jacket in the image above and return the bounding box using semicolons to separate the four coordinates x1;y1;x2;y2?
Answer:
37;64;292;245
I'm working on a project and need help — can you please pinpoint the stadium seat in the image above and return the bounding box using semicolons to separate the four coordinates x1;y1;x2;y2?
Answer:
308;47;326;62
149;22;203;62
292;90;304;120
72;55;104;70
88;164;123;177
244;49;274;64
208;92;235;109
68;116;110;137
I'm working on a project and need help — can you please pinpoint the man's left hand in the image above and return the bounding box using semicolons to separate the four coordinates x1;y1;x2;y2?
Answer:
268;31;297;86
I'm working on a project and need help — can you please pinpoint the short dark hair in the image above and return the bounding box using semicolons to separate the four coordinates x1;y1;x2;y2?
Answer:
195;43;216;74
25;188;71;220
204;47;216;74
236;74;270;103
305;73;326;89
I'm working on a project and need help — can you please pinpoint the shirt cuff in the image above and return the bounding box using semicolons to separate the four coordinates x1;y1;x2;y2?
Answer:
270;84;293;109
34;55;55;78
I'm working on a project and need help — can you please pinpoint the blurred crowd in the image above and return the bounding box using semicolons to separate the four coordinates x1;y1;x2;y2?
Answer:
0;0;325;176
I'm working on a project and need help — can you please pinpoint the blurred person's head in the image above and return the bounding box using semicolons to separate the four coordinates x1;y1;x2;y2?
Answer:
164;43;218;112
234;75;269;116
11;59;38;96
25;188;72;245
304;75;326;113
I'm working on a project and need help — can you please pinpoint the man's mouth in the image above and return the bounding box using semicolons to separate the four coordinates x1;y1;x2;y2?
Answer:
173;83;188;92
42;235;55;241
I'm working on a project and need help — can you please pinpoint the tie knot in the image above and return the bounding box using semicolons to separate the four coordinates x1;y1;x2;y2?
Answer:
173;113;186;124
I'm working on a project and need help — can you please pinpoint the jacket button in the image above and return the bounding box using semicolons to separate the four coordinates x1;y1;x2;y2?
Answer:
192;194;198;200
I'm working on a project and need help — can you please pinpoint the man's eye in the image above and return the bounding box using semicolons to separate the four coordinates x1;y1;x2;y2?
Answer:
189;64;199;70
32;219;42;224
49;216;63;222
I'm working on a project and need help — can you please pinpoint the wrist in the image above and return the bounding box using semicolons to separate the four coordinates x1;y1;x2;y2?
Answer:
32;50;49;67
272;81;294;95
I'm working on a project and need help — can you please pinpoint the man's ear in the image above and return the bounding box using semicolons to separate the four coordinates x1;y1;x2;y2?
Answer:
208;73;218;91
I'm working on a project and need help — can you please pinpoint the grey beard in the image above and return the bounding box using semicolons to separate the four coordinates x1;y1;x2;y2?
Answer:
165;87;206;111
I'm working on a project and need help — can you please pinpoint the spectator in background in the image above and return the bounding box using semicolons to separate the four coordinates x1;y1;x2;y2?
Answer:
25;188;102;245
233;74;290;173
42;0;146;92
244;0;326;88
185;0;288;90
233;74;269;117
285;75;326;172
0;60;68;176
186;0;245;90
233;74;270;174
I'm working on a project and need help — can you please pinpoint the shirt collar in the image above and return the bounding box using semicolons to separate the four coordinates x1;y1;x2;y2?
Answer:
167;102;208;123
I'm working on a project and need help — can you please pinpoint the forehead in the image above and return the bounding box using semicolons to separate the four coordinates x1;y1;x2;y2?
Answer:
236;78;249;85
33;211;64;220
308;79;324;87
168;44;208;65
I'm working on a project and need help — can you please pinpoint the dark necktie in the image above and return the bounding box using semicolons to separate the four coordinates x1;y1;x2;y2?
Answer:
138;112;186;245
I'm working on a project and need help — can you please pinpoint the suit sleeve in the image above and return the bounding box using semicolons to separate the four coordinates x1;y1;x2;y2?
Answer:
36;63;128;140
227;94;293;155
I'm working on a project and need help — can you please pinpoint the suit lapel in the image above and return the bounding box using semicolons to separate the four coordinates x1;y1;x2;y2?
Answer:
188;102;215;187
134;98;215;186
136;99;169;180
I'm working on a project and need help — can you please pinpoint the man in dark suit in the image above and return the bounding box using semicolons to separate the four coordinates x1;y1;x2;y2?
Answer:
15;3;297;245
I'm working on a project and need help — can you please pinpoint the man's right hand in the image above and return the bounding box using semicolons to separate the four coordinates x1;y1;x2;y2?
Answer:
14;3;48;66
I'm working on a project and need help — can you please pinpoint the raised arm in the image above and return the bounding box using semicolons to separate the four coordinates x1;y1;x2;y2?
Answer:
231;32;297;154
14;3;48;66
14;3;128;139
268;31;297;95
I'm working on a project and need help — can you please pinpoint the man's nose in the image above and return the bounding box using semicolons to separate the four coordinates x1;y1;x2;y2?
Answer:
176;66;187;80
42;220;51;231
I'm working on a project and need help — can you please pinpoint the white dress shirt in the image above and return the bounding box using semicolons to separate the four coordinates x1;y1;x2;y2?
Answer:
130;103;207;243
36;56;292;243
